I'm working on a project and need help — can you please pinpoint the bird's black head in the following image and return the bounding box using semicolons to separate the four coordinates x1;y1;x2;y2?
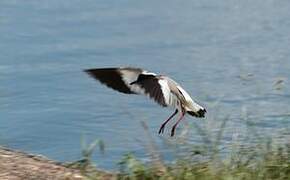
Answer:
187;109;206;118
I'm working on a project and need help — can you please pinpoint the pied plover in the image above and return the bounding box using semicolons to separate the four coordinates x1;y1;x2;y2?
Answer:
84;67;206;136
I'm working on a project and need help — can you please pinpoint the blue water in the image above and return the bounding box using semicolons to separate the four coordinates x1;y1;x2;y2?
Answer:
1;0;290;169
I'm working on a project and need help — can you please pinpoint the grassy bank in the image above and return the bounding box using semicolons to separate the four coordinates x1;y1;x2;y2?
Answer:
1;136;289;180
69;120;290;180
75;141;290;180
114;144;290;180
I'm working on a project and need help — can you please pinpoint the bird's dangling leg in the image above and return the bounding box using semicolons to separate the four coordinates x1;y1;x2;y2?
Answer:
158;109;178;134
170;109;185;137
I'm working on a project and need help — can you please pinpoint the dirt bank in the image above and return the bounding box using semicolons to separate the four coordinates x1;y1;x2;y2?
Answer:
0;146;84;180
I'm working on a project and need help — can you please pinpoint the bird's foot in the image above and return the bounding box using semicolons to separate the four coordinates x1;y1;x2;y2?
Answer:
158;125;166;134
170;126;176;137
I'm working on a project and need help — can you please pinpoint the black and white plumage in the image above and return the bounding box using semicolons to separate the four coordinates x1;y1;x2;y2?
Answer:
84;67;206;136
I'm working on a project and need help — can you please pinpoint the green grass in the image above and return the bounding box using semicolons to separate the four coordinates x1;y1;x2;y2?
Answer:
69;117;290;180
73;140;290;180
116;144;290;180
114;118;290;180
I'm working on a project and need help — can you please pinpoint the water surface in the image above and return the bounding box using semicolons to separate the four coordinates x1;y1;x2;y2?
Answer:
1;0;290;169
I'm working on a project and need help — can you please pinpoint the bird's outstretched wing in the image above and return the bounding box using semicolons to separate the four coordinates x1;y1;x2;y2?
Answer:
84;67;169;107
84;67;143;94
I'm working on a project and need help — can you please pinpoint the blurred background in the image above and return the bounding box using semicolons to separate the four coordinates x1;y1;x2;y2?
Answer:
0;0;289;170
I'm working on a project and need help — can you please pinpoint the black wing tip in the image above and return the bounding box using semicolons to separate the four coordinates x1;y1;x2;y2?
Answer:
83;67;136;94
83;69;92;74
83;69;97;78
84;67;144;77
83;68;119;77
84;68;116;72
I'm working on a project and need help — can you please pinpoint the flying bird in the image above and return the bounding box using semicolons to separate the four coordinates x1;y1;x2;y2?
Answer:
84;67;206;136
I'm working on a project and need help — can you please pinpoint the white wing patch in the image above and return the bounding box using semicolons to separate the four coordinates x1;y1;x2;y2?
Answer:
158;79;180;108
158;79;170;105
142;71;157;76
119;69;145;94
176;86;193;102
